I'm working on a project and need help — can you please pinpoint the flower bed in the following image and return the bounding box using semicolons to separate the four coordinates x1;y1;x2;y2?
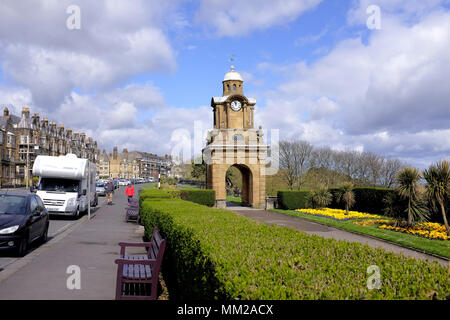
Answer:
295;208;384;221
379;222;449;241
353;220;449;241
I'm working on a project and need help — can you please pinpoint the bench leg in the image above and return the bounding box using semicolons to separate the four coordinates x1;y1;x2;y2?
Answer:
115;265;124;300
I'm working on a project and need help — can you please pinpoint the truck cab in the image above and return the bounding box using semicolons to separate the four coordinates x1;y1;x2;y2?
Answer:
32;154;97;217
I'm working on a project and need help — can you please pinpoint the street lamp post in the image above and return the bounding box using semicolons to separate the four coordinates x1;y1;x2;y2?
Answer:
26;134;30;189
158;163;161;189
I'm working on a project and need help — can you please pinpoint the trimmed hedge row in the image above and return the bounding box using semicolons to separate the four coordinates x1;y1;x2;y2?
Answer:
140;188;215;207
277;191;310;210
278;188;395;215
140;196;450;300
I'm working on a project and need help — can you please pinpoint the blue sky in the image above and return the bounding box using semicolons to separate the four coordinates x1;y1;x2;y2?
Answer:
141;0;352;110
0;0;449;168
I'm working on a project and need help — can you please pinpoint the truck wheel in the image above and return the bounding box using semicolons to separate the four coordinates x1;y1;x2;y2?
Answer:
74;207;80;219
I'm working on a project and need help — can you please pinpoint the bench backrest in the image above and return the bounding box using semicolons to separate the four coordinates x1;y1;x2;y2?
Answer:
148;227;166;273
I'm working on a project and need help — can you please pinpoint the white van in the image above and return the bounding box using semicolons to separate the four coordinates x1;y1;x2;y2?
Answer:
32;154;97;217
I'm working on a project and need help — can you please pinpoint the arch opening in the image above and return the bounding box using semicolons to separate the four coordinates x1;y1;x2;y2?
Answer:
225;164;253;207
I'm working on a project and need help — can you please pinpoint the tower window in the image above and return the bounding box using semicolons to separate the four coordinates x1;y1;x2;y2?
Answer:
233;84;236;91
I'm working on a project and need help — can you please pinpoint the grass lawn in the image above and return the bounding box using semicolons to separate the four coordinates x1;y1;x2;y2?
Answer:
142;183;158;191
226;195;242;205
176;185;200;190
272;209;450;259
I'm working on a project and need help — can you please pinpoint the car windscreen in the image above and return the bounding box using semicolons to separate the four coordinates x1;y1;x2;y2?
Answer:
0;195;28;215
96;182;104;187
38;178;80;193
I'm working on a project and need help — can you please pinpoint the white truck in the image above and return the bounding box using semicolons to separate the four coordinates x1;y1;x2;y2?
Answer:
32;154;98;218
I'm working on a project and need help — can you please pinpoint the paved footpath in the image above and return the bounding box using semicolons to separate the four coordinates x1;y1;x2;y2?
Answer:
0;185;147;300
228;205;449;267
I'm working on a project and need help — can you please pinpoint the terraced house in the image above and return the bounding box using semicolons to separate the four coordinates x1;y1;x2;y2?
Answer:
0;106;100;186
97;147;172;179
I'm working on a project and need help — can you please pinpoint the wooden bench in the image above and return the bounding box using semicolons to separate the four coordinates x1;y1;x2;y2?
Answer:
114;227;166;300
125;198;140;223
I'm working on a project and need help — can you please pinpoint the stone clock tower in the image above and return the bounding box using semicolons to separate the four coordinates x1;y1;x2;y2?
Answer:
203;66;269;209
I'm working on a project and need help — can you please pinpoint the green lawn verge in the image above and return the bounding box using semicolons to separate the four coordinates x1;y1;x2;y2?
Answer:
272;209;450;259
226;195;242;205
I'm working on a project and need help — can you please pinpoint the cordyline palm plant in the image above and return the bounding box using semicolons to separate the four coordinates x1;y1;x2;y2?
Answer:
396;167;428;226
423;160;450;235
307;185;332;209
338;182;355;215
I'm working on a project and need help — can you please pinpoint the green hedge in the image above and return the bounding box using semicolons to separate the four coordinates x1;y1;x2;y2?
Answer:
140;197;450;300
277;191;310;210
278;188;395;214
180;189;215;207
140;188;215;207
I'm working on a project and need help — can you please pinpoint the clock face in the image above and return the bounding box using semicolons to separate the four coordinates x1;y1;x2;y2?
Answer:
230;100;242;111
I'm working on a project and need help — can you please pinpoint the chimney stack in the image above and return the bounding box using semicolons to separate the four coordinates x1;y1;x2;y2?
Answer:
3;107;9;117
22;107;30;118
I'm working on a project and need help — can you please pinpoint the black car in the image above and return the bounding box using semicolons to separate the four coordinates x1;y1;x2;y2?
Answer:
0;191;49;257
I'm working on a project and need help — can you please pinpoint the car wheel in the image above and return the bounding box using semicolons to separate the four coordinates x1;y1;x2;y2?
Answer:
40;224;49;244
17;236;28;257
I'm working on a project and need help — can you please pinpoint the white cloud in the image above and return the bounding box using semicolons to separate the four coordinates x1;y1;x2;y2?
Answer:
0;1;177;111
256;9;450;167
195;0;322;37
105;82;166;110
347;0;448;26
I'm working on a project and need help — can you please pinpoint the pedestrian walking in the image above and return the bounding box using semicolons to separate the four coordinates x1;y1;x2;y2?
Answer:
125;183;135;203
105;179;114;205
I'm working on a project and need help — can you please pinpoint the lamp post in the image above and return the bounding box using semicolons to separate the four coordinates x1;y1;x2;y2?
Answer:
158;163;161;189
26;134;30;189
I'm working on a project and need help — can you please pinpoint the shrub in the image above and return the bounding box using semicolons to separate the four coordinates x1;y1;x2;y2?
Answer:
140;197;450;300
306;186;332;209
277;191;311;210
337;183;356;215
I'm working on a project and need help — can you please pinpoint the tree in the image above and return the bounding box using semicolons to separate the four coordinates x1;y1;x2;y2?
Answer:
191;159;206;180
423;160;450;235
307;185;332;209
396;167;426;226
279;140;313;190
337;182;355;215
380;158;404;188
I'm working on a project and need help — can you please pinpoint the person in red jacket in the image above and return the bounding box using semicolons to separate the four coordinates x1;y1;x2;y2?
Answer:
125;183;135;203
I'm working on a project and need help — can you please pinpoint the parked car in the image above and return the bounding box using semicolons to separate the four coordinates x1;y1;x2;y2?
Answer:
96;181;106;196
0;191;49;257
112;178;119;189
118;179;128;186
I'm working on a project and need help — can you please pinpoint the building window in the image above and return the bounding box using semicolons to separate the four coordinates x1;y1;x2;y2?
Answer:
233;84;236;91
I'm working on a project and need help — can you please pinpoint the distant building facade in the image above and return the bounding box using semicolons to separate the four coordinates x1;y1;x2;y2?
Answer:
97;147;172;179
0;106;100;186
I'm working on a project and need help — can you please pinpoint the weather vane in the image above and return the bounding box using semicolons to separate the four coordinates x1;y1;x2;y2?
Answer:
228;53;236;71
